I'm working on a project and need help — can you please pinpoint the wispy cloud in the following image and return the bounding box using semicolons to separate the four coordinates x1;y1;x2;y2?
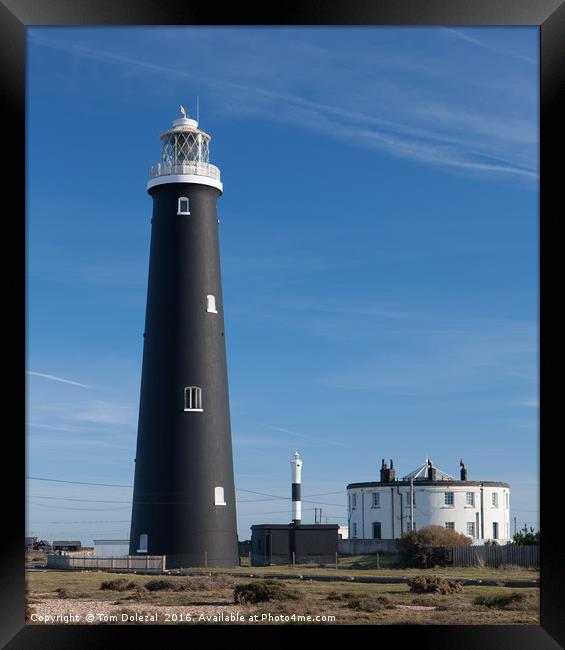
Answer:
518;397;539;409
28;30;538;183
26;422;88;433
321;318;537;396
27;371;92;388
259;423;345;447
444;28;538;65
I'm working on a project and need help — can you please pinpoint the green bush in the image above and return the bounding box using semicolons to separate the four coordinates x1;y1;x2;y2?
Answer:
512;526;540;545
233;580;301;604
407;575;463;595
397;525;471;568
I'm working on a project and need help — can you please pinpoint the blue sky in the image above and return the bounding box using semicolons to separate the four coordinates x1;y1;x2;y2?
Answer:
26;27;539;544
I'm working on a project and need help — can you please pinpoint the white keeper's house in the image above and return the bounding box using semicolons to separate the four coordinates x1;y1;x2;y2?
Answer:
347;458;510;544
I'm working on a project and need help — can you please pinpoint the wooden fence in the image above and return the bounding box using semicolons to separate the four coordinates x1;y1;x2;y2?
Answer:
452;545;539;568
47;555;166;571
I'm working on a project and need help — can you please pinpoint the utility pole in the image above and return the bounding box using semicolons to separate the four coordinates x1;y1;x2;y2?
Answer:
410;478;414;532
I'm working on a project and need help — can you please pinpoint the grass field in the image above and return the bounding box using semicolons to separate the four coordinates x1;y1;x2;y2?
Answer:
26;566;540;625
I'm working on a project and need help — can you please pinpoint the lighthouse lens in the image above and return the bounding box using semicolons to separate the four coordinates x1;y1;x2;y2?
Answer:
161;132;210;165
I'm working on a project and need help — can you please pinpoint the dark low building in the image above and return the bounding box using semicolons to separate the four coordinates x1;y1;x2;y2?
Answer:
52;540;82;552
251;524;339;566
25;537;38;550
34;539;52;551
238;539;251;557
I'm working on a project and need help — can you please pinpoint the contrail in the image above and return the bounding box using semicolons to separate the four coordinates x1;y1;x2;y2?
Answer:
26;371;91;388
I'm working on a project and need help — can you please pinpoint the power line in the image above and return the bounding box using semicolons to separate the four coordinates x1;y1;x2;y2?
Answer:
29;520;131;524
27;500;131;512
26;478;344;502
26;476;133;488
28;495;130;504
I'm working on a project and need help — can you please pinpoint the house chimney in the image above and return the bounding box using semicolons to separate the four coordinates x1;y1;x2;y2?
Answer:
427;458;437;481
460;458;467;481
389;458;396;481
380;459;389;482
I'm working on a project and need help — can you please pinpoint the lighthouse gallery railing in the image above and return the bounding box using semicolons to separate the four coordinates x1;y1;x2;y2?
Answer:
149;161;221;182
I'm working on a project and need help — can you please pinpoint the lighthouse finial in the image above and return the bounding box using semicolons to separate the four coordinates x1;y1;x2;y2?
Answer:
180;105;187;118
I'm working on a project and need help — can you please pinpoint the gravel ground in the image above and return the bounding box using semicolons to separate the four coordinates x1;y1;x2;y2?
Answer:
28;598;254;625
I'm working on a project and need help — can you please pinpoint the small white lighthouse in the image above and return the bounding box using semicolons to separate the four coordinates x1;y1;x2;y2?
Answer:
291;451;302;525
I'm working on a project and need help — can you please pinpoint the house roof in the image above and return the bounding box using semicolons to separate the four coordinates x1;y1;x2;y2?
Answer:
402;461;455;481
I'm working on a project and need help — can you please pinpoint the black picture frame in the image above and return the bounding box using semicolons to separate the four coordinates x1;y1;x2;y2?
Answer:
3;0;562;647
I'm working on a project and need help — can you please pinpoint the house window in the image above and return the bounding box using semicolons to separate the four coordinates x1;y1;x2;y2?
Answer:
372;522;382;539
444;492;454;506
177;197;190;215
184;386;203;411
352;522;358;538
214;486;226;506
351;493;357;510
445;522;455;530
467;522;476;537
492;492;498;508
206;294;218;314
505;492;509;508
466;492;475;506
372;492;380;508
493;522;499;539
138;533;148;553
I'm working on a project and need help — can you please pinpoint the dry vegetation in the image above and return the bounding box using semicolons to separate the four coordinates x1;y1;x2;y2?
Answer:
26;569;539;625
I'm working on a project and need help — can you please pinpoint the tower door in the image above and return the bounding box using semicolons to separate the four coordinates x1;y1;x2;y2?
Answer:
373;522;382;539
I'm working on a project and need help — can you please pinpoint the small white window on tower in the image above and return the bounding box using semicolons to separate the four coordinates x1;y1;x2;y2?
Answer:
138;533;148;553
206;295;218;314
184;386;203;411
177;197;190;215
214;486;226;506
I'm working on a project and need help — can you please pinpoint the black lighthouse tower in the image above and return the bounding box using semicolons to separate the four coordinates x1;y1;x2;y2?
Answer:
129;109;239;567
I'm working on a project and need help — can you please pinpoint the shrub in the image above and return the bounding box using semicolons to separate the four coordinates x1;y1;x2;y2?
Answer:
100;578;137;592
144;578;180;592
233;580;301;604
407;575;463;595
411;595;441;607
54;587;72;598
118;585;148;601
326;591;355;601
397;525;471;568
144;576;236;592
473;592;528;609
346;594;392;612
512;526;540;545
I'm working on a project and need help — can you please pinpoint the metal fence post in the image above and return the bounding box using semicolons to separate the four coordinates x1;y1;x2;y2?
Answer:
335;552;338;570
292;551;295;568
205;551;208;568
